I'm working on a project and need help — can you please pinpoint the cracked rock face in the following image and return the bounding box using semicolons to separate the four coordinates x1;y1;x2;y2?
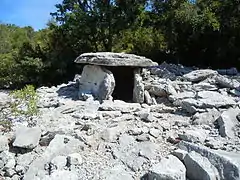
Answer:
0;61;240;180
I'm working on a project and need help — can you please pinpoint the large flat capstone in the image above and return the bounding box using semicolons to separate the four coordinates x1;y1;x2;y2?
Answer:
74;52;158;67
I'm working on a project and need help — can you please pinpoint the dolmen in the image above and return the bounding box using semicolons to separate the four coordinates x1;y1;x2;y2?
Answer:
74;52;158;103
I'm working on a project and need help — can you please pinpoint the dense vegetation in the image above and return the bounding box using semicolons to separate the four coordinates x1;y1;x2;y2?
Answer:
1;0;240;89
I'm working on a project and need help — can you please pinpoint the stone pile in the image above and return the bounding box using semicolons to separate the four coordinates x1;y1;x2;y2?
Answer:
0;61;240;180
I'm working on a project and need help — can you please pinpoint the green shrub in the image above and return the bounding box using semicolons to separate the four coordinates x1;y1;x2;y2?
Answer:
10;85;39;125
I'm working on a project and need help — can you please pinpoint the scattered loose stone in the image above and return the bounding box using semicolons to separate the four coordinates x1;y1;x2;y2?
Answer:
149;128;161;138
13;126;41;149
43;170;79;180
171;149;187;162
50;155;67;170
178;128;209;143
67;153;82;166
128;128;143;136
136;134;150;142
0;135;9;152
192;108;220;125
141;113;157;123
100;165;134;180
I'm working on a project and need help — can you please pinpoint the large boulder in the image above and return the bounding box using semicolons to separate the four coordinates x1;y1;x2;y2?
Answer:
74;52;158;67
78;65;115;101
216;107;240;138
149;155;186;180
215;75;240;90
184;151;220;180
179;141;240;180
183;69;217;82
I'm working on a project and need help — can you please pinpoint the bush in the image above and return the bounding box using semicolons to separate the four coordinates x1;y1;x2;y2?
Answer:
10;85;39;126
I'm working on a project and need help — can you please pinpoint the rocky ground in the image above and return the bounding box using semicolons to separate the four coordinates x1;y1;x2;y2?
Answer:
0;62;240;180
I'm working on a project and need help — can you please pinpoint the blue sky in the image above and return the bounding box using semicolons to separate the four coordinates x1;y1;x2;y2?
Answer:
0;0;62;30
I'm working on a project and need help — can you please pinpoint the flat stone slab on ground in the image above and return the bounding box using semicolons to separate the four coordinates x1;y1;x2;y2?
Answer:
13;126;41;149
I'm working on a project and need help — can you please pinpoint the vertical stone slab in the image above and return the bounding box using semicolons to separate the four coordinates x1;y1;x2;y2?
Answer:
79;65;115;101
133;69;144;103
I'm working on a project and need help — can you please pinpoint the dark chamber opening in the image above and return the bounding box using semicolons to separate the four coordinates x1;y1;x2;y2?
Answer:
106;66;134;102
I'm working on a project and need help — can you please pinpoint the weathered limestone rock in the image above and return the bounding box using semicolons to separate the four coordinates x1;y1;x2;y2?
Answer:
101;127;122;142
50;155;67;170
172;149;188;161
180;98;201;114
179;141;240;180
193;82;218;91
149;155;186;180
17;153;36;168
184;151;220;180
133;69;144;103
13;126;41;149
216;107;240;138
101;165;134;180
149;128;161;138
180;91;236;113
98;100;141;113
147;85;167;97
192;108;221;125
197;91;236;108
0;135;9;152
183;69;217;82
75;52;158;67
67;153;82;166
144;90;153;105
169;91;195;102
42;170;79;180
178;128;209;143
79;65;115;101
215;75;240;89
23;135;85;180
